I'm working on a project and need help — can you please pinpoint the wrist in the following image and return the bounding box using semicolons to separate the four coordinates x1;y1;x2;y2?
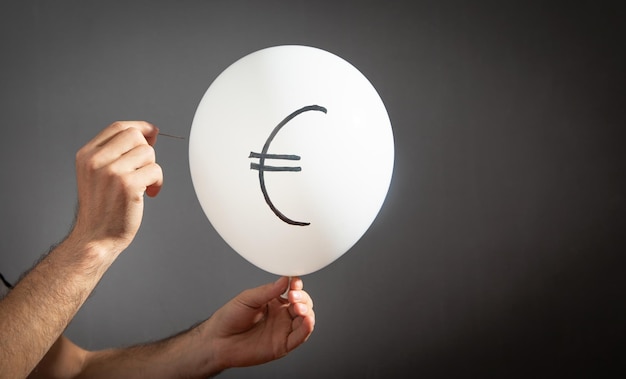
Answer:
56;232;120;276
191;319;229;377
69;215;135;261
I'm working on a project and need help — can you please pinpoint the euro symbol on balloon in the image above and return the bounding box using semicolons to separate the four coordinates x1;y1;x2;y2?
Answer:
249;105;327;226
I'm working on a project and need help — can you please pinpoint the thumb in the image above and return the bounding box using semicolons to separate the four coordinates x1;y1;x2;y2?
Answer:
237;277;289;310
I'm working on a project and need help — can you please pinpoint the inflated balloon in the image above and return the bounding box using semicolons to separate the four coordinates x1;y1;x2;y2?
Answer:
189;45;394;276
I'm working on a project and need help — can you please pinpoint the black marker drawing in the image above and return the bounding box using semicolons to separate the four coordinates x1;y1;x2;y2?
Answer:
249;105;327;226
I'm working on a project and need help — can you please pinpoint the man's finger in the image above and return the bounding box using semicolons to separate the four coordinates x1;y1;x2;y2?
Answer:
287;310;315;351
90;121;158;149
129;163;164;198
288;290;313;319
89;129;151;170
110;143;156;172
289;277;304;291
144;164;164;197
237;277;289;310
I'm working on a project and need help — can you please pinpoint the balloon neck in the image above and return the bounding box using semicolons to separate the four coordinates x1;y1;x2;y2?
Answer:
280;276;292;300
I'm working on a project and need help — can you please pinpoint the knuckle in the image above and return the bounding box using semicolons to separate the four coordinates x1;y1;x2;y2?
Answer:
102;162;119;179
85;158;99;173
151;162;163;177
75;146;87;163
109;121;126;133
76;149;99;172
121;175;136;192
140;143;156;159
127;127;147;143
115;172;136;195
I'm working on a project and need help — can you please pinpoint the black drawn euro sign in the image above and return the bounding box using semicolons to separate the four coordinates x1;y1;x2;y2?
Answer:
249;105;327;226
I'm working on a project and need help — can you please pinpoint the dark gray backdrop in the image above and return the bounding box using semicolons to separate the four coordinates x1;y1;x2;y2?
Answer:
1;1;624;378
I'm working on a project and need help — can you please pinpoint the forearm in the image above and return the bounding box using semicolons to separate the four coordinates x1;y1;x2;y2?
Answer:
0;234;117;378
28;336;88;379
77;321;224;379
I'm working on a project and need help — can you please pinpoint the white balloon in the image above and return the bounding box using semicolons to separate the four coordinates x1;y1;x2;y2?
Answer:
189;45;394;276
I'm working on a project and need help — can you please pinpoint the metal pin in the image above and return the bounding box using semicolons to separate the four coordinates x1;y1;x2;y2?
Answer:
158;132;185;140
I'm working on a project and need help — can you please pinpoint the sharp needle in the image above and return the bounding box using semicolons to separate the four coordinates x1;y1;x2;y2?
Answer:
158;132;185;140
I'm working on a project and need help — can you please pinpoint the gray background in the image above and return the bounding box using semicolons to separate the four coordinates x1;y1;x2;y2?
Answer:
1;1;624;378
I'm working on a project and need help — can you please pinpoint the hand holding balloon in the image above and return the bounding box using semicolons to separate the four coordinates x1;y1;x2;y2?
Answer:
203;276;315;371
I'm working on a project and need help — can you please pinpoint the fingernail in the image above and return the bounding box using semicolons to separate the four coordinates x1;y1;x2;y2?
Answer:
292;291;302;301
